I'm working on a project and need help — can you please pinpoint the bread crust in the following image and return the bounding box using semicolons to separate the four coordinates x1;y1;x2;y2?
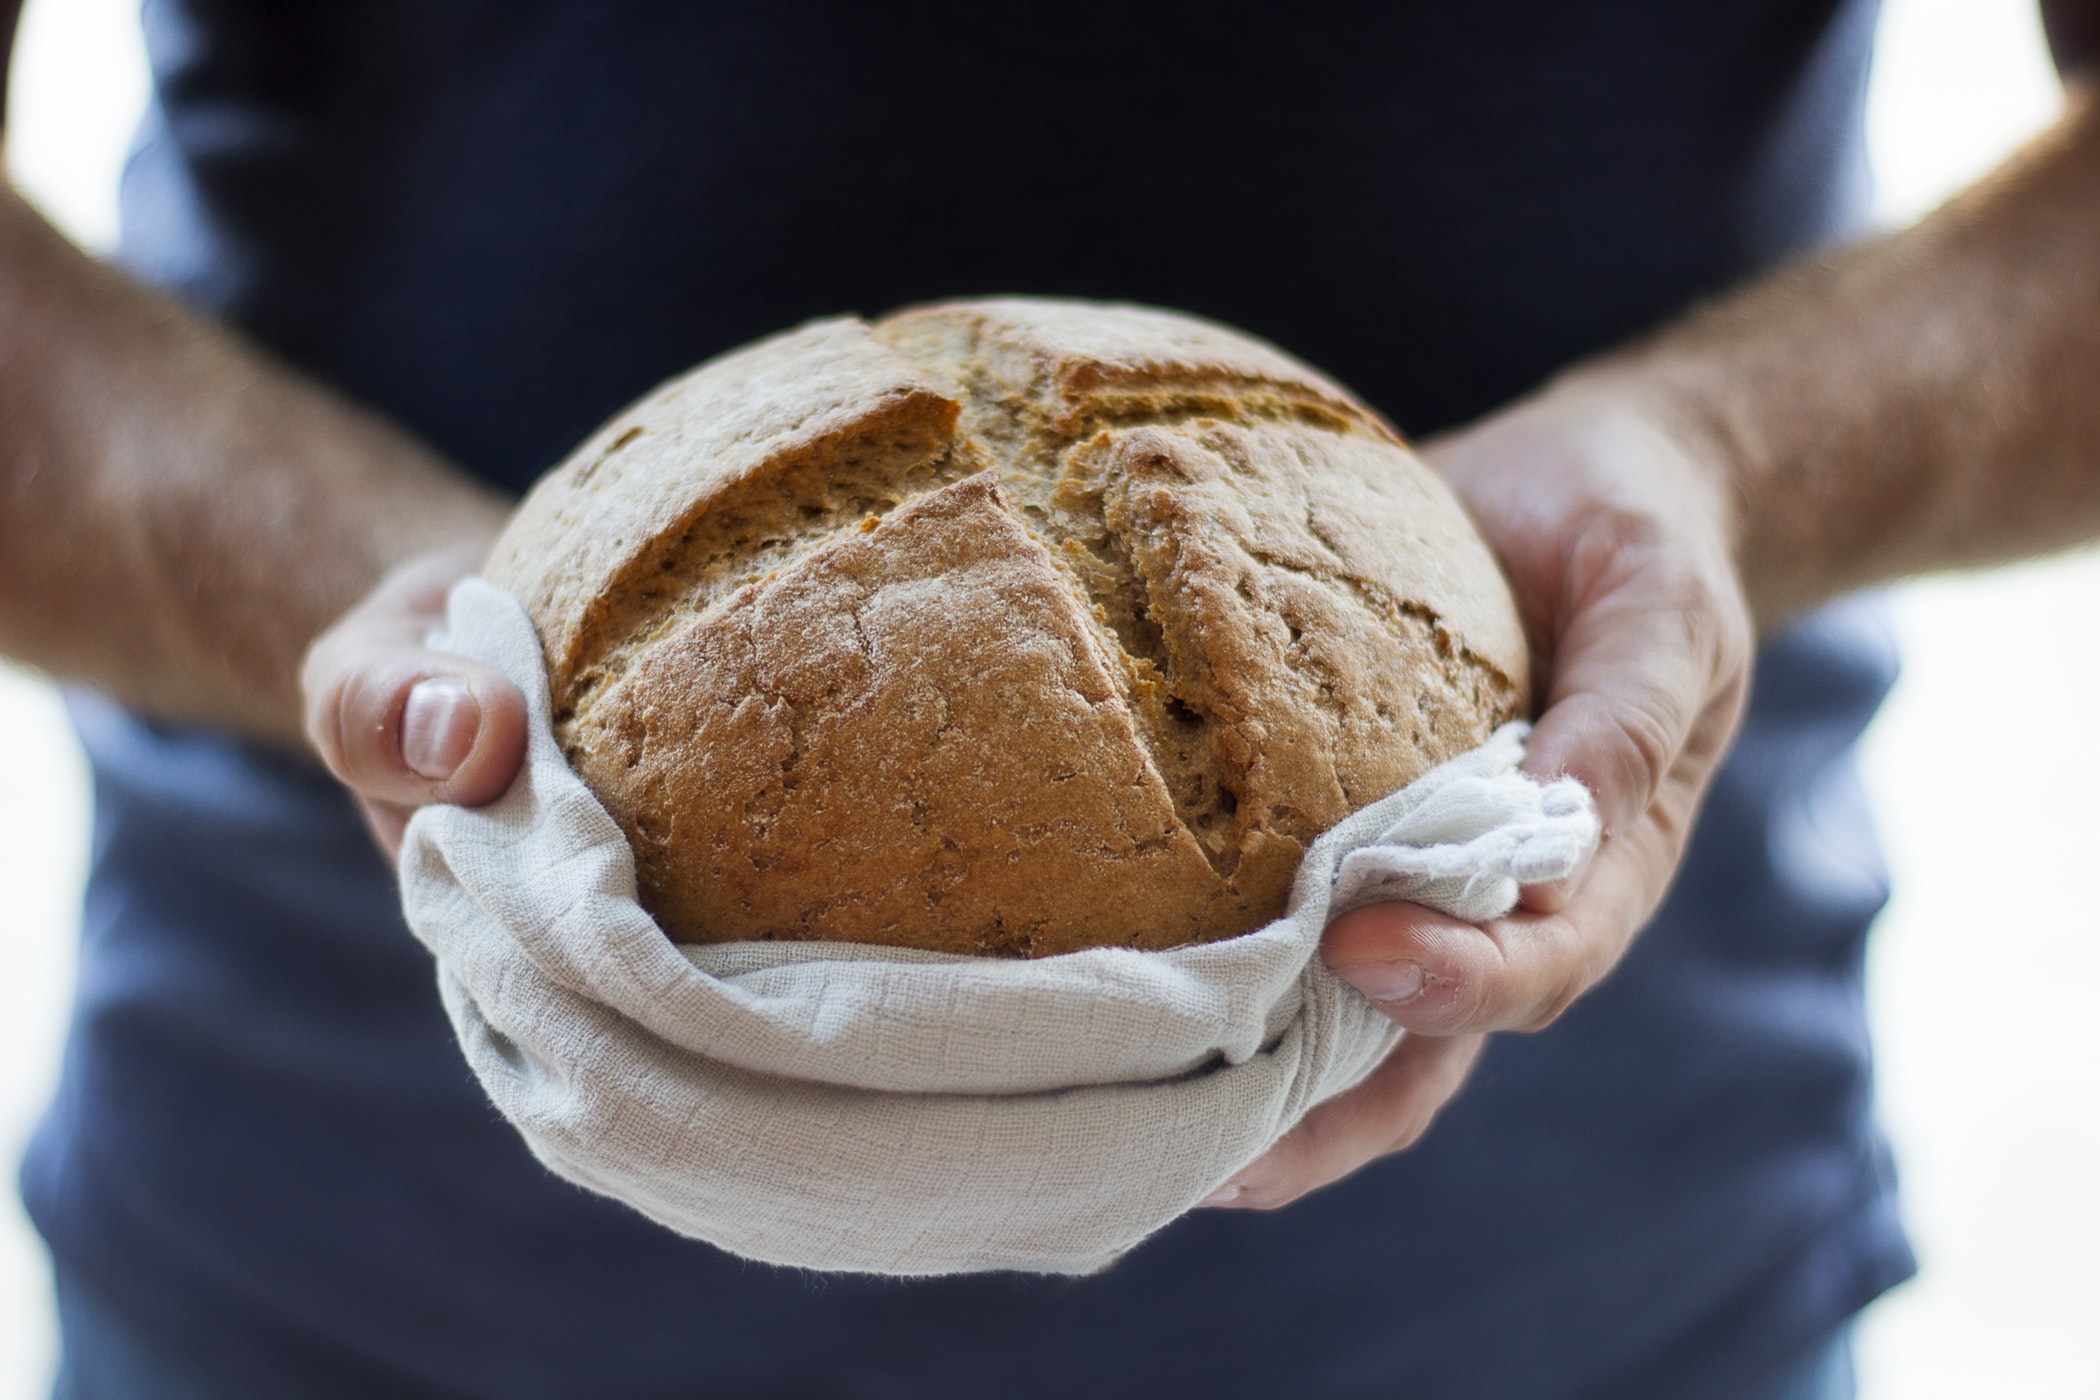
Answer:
486;299;1529;956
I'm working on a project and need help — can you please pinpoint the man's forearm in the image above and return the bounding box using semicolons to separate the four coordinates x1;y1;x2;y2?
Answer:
1564;83;2100;625
0;187;510;745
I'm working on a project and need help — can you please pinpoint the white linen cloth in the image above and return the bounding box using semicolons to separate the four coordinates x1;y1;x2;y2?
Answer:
399;579;1599;1276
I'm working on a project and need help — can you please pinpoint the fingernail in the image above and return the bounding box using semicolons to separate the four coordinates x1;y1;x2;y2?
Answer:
1197;1183;1245;1208
1521;840;1599;914
403;678;481;780
1555;841;1597;896
1345;961;1425;1005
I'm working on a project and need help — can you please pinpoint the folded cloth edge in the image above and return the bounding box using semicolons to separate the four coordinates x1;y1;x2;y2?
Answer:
398;577;1600;1276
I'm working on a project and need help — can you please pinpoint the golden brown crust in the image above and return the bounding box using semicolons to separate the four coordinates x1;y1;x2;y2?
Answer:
483;318;961;723
489;298;1530;956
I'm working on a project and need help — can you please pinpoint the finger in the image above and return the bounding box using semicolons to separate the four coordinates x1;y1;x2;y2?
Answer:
357;795;413;862
302;581;527;813
1323;759;1700;1035
1515;840;1592;916
371;547;501;631
304;637;527;810
1524;513;1749;843
1199;1033;1486;1211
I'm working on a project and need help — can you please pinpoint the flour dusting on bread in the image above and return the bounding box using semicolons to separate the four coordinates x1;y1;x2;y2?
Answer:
486;299;1527;956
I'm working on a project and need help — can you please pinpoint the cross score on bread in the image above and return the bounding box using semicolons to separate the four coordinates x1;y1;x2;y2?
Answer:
486;300;1530;958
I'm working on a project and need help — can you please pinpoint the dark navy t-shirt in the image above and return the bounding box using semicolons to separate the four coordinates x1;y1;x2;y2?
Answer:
24;3;1913;1396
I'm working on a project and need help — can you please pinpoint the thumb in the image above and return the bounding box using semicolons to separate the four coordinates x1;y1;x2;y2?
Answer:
301;563;527;812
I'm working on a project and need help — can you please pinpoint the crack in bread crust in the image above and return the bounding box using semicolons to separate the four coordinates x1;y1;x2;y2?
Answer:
867;311;1522;904
495;301;1530;956
554;403;972;736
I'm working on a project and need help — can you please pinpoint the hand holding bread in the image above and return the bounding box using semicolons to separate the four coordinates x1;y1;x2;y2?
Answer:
1217;372;1754;1209
304;299;1744;1215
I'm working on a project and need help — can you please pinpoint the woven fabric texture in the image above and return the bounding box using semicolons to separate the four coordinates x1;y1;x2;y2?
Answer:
399;579;1598;1275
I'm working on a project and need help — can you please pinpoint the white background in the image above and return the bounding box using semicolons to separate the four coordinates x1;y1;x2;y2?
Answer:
1;0;2095;1395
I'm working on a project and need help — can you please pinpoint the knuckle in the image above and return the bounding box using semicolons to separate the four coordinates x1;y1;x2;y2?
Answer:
1677;573;1754;690
1565;507;1669;603
1438;967;1502;1033
1566;502;1751;679
1597;693;1677;825
1426;933;1526;1034
1519;918;1598;1032
1520;978;1583;1033
1579;500;1668;553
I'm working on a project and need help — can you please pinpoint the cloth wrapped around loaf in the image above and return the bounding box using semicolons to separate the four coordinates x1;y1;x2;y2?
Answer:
402;580;1597;1275
397;301;1601;1274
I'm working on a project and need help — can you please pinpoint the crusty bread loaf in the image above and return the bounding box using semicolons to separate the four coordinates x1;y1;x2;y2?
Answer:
485;299;1529;957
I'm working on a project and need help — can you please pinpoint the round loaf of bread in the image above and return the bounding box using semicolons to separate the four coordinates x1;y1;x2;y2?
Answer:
484;299;1529;958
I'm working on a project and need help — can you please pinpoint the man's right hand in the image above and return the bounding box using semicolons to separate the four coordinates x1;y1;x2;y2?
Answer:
1202;375;1755;1212
301;551;529;858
